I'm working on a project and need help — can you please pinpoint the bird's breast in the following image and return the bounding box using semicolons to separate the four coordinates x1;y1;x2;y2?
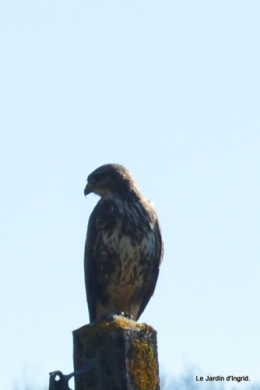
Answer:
100;198;157;258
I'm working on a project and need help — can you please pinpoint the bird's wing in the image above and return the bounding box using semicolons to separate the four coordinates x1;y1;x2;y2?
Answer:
136;219;164;320
84;198;118;322
84;206;98;322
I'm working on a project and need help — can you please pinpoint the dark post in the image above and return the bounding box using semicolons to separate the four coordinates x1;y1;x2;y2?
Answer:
73;316;160;390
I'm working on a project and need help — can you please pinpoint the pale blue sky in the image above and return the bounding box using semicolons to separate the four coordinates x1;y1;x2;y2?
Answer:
1;1;260;389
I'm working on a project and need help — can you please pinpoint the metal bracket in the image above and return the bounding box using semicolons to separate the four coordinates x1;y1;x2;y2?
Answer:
49;371;74;390
49;358;98;390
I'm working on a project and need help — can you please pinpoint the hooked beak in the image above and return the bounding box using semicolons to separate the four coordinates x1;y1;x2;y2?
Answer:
84;183;92;196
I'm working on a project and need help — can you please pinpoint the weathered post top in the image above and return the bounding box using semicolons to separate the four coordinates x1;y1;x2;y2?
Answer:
73;316;160;390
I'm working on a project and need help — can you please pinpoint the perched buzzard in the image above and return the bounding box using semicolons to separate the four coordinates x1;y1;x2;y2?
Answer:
84;164;163;322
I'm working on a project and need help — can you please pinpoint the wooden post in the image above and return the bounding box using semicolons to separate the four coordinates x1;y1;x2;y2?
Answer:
73;316;160;390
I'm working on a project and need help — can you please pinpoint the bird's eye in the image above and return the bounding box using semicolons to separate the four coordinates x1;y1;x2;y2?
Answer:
88;172;102;184
93;173;104;181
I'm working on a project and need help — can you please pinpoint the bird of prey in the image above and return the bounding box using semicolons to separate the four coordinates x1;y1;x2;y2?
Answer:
83;164;163;322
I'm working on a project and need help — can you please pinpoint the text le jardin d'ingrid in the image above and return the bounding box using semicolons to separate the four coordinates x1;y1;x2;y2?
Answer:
196;376;249;383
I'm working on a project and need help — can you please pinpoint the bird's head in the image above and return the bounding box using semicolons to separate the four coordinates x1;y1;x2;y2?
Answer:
84;164;140;198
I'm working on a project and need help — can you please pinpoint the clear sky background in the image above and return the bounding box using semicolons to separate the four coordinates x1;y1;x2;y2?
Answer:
1;1;260;389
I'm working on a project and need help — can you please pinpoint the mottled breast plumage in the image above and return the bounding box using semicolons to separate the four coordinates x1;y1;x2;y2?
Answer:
84;164;163;322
